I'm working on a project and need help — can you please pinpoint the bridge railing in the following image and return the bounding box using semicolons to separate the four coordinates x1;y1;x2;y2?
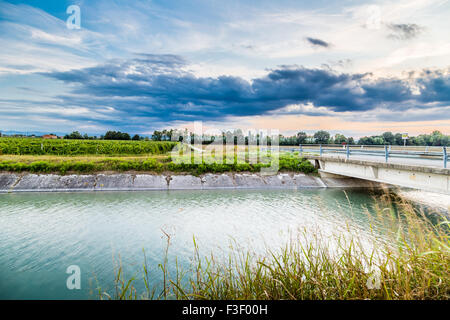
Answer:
280;144;449;169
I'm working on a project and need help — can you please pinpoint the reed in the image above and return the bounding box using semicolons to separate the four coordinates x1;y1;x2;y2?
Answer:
99;192;449;300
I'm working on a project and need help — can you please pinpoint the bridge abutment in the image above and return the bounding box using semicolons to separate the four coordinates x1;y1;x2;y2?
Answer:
309;156;449;194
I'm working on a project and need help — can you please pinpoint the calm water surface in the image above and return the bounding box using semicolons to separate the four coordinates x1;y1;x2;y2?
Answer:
0;188;411;299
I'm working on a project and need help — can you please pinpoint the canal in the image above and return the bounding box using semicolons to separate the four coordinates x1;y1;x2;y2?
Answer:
0;188;438;299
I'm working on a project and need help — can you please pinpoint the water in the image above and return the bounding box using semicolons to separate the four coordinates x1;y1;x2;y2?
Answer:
0;188;416;299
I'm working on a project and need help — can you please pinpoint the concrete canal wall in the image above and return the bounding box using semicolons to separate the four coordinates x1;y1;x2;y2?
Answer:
0;172;381;193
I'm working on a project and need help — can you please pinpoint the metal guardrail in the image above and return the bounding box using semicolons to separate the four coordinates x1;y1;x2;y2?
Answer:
280;144;449;169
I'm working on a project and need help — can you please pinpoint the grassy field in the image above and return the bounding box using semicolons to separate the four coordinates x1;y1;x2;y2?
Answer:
0;138;176;155
100;192;450;300
0;139;316;175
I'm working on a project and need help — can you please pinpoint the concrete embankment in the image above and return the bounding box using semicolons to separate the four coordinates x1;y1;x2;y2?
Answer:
0;172;380;193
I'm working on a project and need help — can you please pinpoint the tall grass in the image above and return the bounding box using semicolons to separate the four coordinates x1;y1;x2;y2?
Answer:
98;192;449;300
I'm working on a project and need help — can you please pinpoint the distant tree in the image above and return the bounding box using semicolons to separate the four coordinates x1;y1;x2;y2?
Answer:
296;131;308;144
394;133;403;145
104;131;131;140
132;134;140;141
358;136;373;145
334;133;347;144
373;136;384;145
104;131;116;140
152;130;162;141
161;129;173;141
382;132;395;145
431;130;447;146
64;131;83;139
83;134;89;140
347;137;355;145
314;130;330;144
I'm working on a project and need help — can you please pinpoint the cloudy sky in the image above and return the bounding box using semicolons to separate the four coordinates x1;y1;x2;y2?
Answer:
0;0;449;137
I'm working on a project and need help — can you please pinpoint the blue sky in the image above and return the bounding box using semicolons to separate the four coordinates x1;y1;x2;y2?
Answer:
0;0;449;136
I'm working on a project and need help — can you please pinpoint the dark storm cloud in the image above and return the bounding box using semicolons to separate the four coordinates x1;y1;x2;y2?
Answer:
387;23;423;40
40;55;450;125
306;37;330;48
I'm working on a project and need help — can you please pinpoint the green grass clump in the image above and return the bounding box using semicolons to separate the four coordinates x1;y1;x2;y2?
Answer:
99;194;449;300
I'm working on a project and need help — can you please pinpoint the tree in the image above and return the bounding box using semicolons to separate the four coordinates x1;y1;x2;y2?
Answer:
358;136;373;145
296;131;308;144
394;133;403;145
431;131;447;146
373;136;384;145
347;137;355;145
132;134;140;141
334;133;347;144
152;130;162;141
314;130;330;144
104;131;131;140
64;131;83;139
382;132;395;145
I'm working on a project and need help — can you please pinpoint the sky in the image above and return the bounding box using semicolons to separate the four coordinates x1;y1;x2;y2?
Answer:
0;0;449;137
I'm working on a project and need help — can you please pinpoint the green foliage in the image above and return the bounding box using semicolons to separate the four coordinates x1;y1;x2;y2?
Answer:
358;130;449;146
104;131;131;140
296;131;307;144
64;131;83;139
279;154;316;173
0;154;316;175
0;138;176;155
313;130;331;144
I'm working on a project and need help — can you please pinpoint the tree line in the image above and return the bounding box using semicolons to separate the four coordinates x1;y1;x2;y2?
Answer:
277;130;448;146
6;129;449;146
63;129;175;141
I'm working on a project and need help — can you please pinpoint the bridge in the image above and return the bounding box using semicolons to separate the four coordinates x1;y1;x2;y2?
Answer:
283;145;450;194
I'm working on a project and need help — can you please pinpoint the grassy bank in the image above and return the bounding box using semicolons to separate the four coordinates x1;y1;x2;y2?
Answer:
0;153;316;175
0;139;316;175
101;193;449;300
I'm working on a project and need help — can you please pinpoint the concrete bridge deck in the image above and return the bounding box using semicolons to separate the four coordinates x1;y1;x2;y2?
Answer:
304;155;450;194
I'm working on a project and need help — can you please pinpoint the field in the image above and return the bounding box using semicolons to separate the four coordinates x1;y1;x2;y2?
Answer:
0;138;176;155
0;138;315;175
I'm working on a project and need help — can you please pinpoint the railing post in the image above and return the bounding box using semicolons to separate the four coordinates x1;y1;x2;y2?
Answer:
299;144;303;157
443;146;447;169
346;144;350;160
384;145;389;163
319;144;323;156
